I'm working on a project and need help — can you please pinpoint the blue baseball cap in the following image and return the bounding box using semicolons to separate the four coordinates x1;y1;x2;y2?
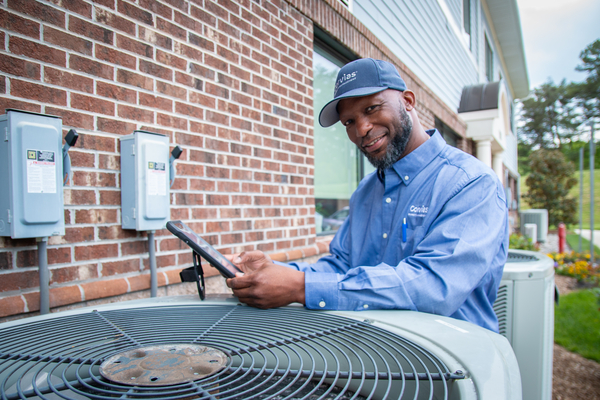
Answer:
318;58;407;127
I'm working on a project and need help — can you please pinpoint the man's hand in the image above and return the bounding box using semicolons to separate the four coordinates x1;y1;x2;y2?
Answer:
226;251;305;309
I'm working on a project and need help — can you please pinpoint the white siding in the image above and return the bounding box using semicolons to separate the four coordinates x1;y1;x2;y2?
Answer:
353;0;479;110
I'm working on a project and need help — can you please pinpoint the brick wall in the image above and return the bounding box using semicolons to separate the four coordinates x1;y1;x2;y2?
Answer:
0;0;468;320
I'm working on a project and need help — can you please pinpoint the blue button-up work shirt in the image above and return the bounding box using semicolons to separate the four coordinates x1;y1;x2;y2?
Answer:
286;130;508;332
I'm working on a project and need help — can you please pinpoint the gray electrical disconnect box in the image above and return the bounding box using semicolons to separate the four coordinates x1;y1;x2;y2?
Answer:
120;131;171;231
0;110;65;238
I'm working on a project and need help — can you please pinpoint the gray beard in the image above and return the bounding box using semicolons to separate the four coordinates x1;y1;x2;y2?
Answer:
361;106;413;170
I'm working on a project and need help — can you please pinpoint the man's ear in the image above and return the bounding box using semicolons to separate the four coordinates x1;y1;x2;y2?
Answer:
401;90;416;111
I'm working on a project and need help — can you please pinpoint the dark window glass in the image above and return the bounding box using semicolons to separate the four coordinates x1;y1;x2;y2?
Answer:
485;36;494;82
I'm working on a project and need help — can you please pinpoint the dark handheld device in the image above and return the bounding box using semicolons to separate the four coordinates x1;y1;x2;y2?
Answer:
166;220;242;279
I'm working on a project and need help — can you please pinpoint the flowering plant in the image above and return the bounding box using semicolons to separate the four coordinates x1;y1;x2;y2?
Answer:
548;251;599;284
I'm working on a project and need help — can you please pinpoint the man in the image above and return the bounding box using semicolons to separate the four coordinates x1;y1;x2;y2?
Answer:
226;58;508;332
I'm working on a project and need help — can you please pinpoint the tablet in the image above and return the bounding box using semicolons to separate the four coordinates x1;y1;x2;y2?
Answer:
166;220;242;279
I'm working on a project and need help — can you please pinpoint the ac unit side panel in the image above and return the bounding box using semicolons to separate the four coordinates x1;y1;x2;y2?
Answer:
120;135;136;230
541;274;555;400
512;278;553;400
494;280;514;342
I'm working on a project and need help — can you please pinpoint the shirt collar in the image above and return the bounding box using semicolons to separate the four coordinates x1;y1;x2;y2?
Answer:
377;129;446;185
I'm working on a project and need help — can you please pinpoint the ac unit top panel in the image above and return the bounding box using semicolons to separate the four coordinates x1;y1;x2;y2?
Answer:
503;250;554;280
0;296;522;400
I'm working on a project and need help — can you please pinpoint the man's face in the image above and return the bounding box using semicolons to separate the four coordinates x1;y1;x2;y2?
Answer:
338;90;413;170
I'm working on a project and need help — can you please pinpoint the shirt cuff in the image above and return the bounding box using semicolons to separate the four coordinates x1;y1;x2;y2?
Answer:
304;271;338;310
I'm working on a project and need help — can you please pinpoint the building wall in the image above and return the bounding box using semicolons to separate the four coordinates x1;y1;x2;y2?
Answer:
0;0;466;320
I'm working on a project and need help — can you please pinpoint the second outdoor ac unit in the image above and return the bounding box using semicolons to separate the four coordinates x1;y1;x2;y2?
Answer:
493;249;555;400
520;209;548;243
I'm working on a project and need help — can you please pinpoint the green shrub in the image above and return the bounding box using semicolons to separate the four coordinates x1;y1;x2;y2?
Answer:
509;233;538;251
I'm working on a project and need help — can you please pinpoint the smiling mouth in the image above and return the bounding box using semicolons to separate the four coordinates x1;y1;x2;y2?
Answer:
362;134;387;153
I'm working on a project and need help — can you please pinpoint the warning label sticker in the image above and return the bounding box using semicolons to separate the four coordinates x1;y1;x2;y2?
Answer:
26;150;57;194
147;161;166;196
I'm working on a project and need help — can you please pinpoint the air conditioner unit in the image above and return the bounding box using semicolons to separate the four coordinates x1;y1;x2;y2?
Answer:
493;249;555;400
520;209;548;243
0;297;522;399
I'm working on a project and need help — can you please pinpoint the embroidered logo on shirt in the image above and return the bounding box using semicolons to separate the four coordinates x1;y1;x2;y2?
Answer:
408;205;428;218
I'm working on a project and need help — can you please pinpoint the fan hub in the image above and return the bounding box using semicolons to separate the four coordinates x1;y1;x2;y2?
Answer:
99;344;228;386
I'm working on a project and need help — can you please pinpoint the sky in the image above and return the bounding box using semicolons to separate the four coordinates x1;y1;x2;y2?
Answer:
517;0;600;89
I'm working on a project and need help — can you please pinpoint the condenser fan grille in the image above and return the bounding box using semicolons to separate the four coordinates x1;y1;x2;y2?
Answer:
0;304;464;399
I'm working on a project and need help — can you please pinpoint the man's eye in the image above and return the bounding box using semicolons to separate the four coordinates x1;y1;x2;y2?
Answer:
366;105;379;113
343;119;353;127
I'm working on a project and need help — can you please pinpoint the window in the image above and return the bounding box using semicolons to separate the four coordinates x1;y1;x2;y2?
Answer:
312;38;374;235
435;117;460;148
485;36;494;82
463;0;471;48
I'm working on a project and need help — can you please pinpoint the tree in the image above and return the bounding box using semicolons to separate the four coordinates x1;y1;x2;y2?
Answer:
518;80;580;150
569;39;600;123
523;149;578;227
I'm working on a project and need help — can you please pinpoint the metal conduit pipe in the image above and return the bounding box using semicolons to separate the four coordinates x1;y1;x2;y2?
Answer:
37;237;50;314
148;231;157;297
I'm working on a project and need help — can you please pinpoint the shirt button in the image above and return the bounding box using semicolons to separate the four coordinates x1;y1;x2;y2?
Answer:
363;304;369;309
383;233;388;239
386;197;391;203
319;301;326;308
405;175;409;180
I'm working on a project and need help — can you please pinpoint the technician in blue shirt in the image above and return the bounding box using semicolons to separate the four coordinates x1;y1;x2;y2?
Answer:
226;58;508;332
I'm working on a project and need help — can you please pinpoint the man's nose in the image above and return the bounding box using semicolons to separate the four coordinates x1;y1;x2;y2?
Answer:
355;116;372;138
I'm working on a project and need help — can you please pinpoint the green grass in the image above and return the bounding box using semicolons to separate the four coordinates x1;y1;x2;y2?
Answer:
566;233;600;254
520;169;599;229
554;289;600;362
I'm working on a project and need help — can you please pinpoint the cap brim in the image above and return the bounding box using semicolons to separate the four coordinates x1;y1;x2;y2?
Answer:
318;86;388;127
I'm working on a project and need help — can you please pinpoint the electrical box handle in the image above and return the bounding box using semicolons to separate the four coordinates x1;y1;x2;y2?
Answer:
169;145;182;188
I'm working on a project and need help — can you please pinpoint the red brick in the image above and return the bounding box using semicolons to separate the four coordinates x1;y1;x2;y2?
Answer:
156;49;186;70
139;25;172;49
95;8;135;35
121;240;148;256
102;258;140;276
140;92;172;111
175;193;204;206
75;243;118;261
64;226;94;243
45;107;94;130
81;277;128;300
97;226;136;240
99;153;121;170
0;54;40;79
118;104;154;123
10;79;66;105
96;81;136;103
0;9;40;38
44;26;92;55
117;69;154;90
157;113;187;129
69;54;113;79
0;270;39;292
99;190;121;205
75;209;118;224
97;117;136;135
95;45;136;69
69;16;112;44
116;34;153;58
140;59;172;80
127;273;150;291
44;67;92;93
16;249;37;268
0;96;41;113
158;16;186;39
48;247;71;264
65;189;96;205
0;252;12;270
190;179;215;191
76;133;115;152
117;0;153;25
50;264;97;284
49;285;82;308
8;0;65;27
71;93;115;116
156;81;186;99
0;295;26;318
159;237;189;252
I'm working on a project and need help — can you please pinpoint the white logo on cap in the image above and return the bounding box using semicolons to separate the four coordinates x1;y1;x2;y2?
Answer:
335;71;357;96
